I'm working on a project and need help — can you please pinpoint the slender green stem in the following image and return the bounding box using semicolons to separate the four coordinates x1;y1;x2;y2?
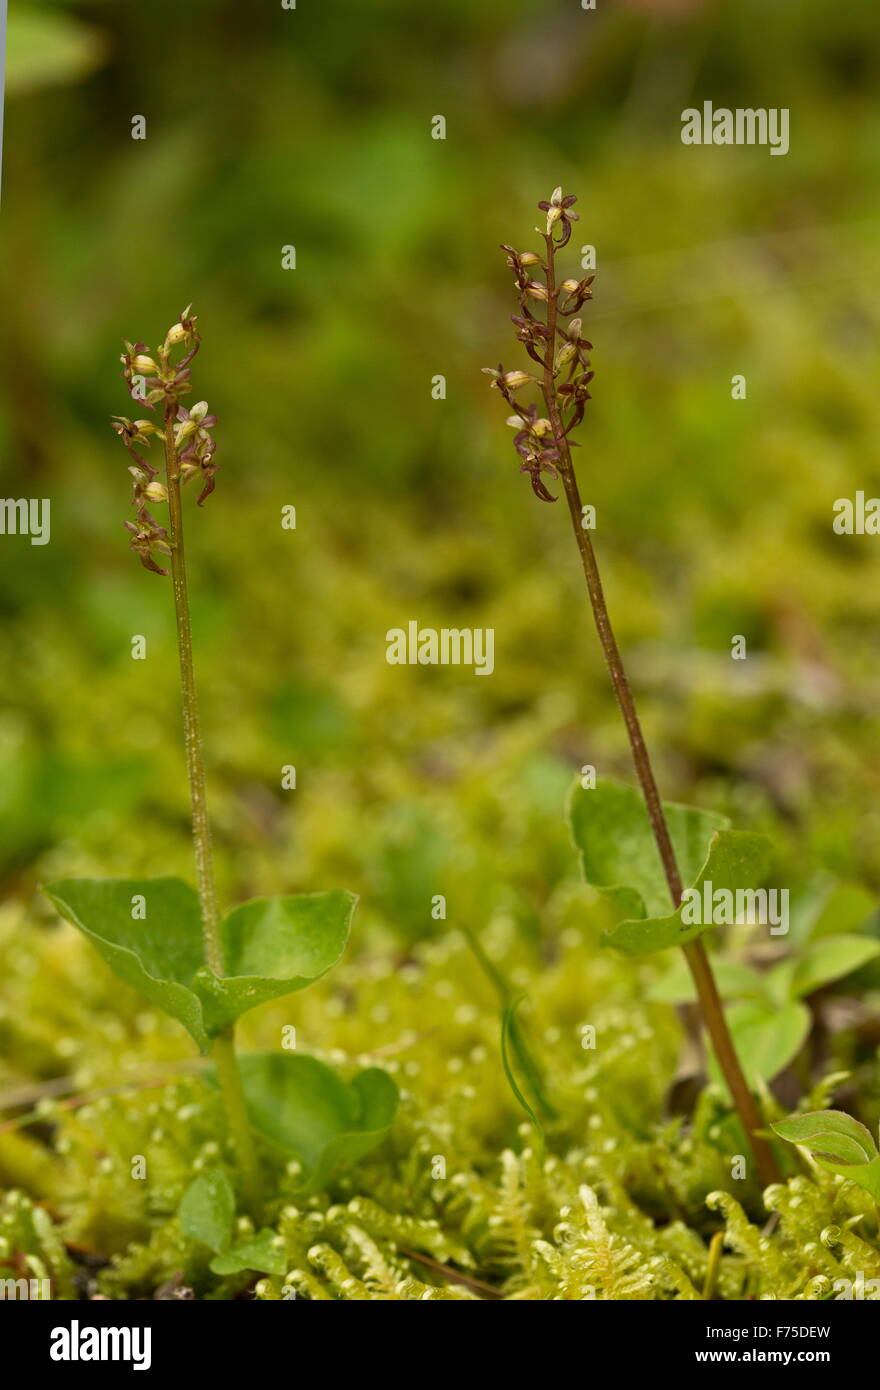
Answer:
212;1029;262;1212
162;403;262;1210
538;234;780;1189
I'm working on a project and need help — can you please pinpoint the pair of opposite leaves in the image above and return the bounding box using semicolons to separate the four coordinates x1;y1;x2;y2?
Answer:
47;779;872;1186
568;778;880;1088
45;878;398;1191
49;777;758;1044
43;779;775;1173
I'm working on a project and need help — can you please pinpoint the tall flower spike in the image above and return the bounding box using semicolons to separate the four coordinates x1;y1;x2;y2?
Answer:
482;193;593;502
481;191;782;1190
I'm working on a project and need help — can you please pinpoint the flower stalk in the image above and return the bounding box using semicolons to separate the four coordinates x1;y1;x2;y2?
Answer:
484;191;780;1189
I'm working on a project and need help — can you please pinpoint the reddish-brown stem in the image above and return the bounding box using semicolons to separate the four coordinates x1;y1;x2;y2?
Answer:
537;231;780;1189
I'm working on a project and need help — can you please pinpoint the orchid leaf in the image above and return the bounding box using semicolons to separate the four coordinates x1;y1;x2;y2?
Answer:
195;891;355;1034
772;1110;880;1201
567;779;772;955
772;1109;878;1164
235;1053;399;1196
44;878;211;1050
43;879;355;1052
785;935;880;999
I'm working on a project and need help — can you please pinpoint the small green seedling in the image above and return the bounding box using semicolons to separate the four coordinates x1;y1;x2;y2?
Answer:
44;309;397;1212
771;1110;880;1202
180;1168;287;1276
484;191;781;1185
650;880;880;1088
462;925;556;1138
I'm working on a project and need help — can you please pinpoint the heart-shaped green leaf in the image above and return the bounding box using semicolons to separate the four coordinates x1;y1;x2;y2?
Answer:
569;778;727;919
772;1110;880;1200
44;878;355;1051
788;879;877;947
180;1168;235;1254
209;1230;288;1277
772;1109;878;1164
44;877;211;1047
785;936;880;999
235;1053;399;1196
193;893;355;1034
709;1000;810;1088
567;779;772;955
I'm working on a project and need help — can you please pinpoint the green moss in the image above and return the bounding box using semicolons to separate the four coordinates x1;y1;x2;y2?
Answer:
3;900;878;1299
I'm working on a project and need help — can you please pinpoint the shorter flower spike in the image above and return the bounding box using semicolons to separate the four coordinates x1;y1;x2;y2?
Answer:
113;306;219;574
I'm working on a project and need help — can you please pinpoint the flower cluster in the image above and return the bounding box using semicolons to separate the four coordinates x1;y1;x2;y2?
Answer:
112;307;219;573
483;190;594;502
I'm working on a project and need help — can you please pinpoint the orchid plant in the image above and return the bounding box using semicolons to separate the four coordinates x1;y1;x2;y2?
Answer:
44;309;397;1225
483;190;782;1187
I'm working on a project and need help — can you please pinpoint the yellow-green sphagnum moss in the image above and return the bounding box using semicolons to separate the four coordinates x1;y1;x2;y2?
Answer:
5;890;878;1299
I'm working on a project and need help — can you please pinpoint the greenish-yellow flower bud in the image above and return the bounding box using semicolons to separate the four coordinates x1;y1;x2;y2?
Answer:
554;342;576;371
502;370;532;391
164;322;189;348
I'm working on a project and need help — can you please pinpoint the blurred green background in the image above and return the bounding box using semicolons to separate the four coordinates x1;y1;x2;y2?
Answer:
2;0;880;1071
